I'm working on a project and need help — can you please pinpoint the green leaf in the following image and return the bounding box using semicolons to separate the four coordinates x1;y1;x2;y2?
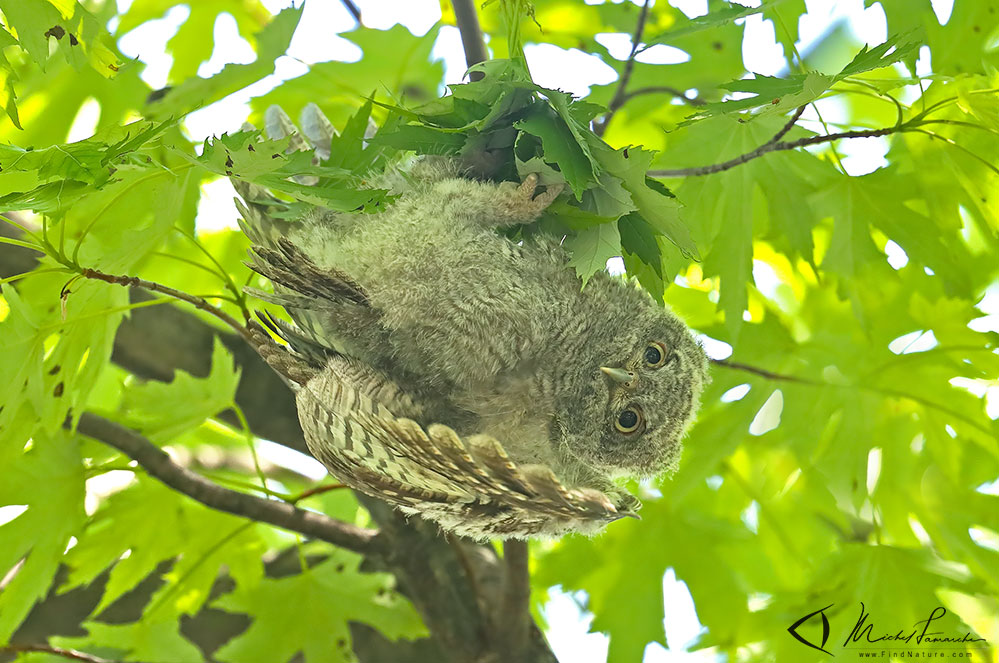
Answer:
122;337;240;442
0;432;85;642
326;98;379;171
63;476;265;618
564;221;621;285
643;0;790;45
696;33;920;117
213;553;427;663
0;0;122;78
516;105;597;198
0;275;127;441
250;23;444;128
0;120;172;189
368;123;467;154
0;26;22;128
592;141;697;258
54;619;203;662
185;130;392;211
763;0;806;63
147;6;303;119
618;213;663;278
838;34;921;78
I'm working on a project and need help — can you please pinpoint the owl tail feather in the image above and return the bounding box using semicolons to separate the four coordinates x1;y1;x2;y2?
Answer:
248;238;369;307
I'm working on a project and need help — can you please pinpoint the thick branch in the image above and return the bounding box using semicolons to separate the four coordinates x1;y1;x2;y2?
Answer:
500;540;530;658
1;235;559;662
594;0;652;137
648;109;906;178
451;0;488;78
74;412;385;557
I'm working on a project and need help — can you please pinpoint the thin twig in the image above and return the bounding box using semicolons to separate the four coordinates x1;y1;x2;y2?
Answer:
292;482;349;502
595;0;653;136
451;0;488;80
339;0;362;24
712;359;995;437
710;358;815;384
619;85;707;107
0;644;121;663
74;267;253;343
649;115;901;178
74;412;385;557
769;104;807;142
500;540;531;658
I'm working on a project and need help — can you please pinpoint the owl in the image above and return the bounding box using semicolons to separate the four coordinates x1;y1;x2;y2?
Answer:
236;105;709;540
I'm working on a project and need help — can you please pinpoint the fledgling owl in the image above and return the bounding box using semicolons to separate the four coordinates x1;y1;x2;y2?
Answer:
237;105;709;540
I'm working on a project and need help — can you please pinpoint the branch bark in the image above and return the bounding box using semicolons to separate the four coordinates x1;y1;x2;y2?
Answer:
594;0;652;137
619;85;706;107
451;0;488;80
74;412;385;557
339;0;362;25
710;358;815;384
647;107;908;178
500;540;530;658
1;235;558;663
74;267;252;344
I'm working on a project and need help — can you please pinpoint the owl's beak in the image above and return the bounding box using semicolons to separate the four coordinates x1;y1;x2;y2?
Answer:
600;366;633;384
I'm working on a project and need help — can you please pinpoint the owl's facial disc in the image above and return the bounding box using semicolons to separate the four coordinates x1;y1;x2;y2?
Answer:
588;333;704;476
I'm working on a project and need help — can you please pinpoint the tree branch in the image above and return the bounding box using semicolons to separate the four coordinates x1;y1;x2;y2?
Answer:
339;0;362;25
769;104;807;142
711;358;816;384
500;540;530;658
1;235;560;662
648;108;907;178
451;0;488;79
74;267;252;344
74;412;385;557
0;644;122;663
619;85;706;107
594;0;653;137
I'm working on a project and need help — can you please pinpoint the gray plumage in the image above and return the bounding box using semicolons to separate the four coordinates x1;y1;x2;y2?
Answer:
236;106;709;540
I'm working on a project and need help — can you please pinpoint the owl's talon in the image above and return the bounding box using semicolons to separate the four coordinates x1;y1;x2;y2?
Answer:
532;181;564;208
518;173;539;198
502;173;563;222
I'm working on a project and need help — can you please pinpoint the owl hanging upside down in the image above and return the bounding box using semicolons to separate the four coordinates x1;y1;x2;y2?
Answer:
236;105;709;540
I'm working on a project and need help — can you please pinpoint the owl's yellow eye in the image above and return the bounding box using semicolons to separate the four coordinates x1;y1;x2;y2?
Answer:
644;341;672;368
615;406;643;434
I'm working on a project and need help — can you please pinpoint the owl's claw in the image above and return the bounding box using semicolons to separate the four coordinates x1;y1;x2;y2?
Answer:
494;173;564;224
518;172;564;209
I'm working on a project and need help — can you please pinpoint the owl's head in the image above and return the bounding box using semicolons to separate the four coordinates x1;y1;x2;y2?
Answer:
553;275;709;479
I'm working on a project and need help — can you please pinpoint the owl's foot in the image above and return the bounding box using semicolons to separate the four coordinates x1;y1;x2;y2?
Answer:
516;173;564;217
487;173;564;226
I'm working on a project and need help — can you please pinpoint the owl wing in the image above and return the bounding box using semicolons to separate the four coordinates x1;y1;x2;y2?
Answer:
239;105;640;539
296;355;638;540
